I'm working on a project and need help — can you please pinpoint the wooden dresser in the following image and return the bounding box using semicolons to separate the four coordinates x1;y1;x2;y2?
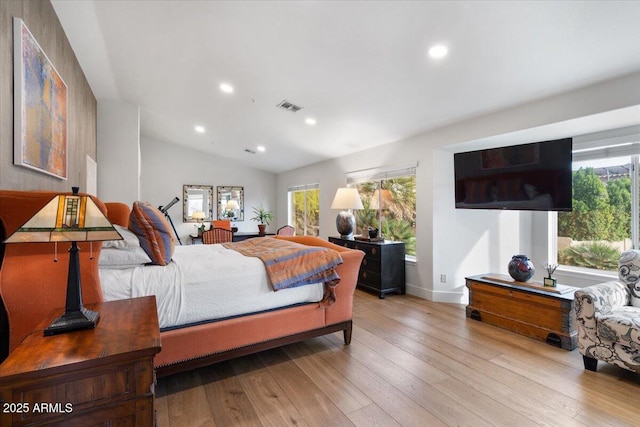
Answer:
0;297;161;427
329;237;405;298
465;274;578;350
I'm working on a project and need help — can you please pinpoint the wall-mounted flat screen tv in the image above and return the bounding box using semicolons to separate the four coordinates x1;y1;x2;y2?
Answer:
454;138;572;211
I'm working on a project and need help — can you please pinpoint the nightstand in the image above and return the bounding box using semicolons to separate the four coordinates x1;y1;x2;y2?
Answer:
0;297;161;427
329;237;406;298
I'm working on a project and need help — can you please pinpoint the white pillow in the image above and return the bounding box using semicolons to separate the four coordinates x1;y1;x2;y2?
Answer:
99;246;152;269
102;224;140;249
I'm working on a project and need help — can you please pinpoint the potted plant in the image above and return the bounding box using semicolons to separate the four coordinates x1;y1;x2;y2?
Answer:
250;206;273;235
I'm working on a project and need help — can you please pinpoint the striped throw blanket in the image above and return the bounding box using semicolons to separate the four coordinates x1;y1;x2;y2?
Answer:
223;238;343;306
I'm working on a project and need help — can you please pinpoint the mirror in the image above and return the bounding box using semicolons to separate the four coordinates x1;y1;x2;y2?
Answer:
217;186;244;221
183;185;214;222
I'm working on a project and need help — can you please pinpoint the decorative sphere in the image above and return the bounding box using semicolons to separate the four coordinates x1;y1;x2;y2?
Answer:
508;255;535;282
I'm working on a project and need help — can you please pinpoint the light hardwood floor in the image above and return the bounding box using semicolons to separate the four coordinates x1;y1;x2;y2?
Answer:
155;290;640;427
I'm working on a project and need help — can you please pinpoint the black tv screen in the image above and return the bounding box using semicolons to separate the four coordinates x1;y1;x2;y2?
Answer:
454;138;572;211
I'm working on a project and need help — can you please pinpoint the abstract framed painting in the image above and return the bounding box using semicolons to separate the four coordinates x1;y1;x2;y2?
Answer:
13;17;68;180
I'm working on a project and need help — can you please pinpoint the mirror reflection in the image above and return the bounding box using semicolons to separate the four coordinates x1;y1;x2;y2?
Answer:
217;186;244;221
183;185;214;222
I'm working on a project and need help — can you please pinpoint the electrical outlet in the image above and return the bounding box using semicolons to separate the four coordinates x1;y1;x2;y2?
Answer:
440;274;447;283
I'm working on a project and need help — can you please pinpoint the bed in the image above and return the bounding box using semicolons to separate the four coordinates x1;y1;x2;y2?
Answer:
99;222;342;327
0;191;364;377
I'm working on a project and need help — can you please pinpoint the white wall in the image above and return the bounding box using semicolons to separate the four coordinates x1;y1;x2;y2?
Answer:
97;100;278;245
97;100;141;205
277;72;640;304
140;138;277;245
96;72;640;302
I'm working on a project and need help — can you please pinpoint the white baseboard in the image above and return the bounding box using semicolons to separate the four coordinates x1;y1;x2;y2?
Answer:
405;283;467;305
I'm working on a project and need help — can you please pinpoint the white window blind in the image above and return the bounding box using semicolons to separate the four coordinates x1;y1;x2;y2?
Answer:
288;183;320;192
346;163;417;185
572;126;640;162
573;142;640;162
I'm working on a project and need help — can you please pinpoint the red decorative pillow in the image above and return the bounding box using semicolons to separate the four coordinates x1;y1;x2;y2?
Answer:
129;202;175;266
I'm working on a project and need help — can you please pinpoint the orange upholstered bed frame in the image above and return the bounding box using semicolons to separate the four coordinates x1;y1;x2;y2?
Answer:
0;191;364;377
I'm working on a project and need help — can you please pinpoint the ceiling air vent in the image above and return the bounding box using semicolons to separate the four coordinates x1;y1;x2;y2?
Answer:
276;100;303;113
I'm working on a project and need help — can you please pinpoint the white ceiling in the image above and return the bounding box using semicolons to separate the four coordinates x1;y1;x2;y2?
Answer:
51;1;640;173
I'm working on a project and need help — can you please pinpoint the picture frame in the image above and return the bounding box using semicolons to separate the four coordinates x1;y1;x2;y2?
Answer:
183;185;214;222
13;17;68;180
217;186;244;221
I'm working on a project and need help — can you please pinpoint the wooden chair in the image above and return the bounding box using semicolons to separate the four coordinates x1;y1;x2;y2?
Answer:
212;220;231;230
202;227;233;244
276;225;295;236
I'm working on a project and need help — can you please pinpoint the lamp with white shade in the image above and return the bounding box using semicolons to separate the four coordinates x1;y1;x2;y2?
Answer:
192;210;206;235
191;210;206;221
224;199;239;219
331;188;364;240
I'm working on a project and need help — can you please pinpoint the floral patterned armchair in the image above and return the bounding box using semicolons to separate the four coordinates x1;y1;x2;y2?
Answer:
575;250;640;373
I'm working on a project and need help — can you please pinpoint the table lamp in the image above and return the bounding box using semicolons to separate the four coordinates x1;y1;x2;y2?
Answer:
192;210;206;235
192;210;206;222
331;188;364;240
3;188;122;335
225;199;239;210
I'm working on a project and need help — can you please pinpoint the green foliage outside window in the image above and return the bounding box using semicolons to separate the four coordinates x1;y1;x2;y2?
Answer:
355;176;416;256
558;242;620;271
291;188;319;236
558;167;631;271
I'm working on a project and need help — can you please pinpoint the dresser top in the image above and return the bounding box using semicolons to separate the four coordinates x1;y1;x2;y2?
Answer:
0;297;161;380
329;236;405;246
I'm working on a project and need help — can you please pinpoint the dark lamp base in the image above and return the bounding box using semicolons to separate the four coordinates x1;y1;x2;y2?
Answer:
44;308;99;336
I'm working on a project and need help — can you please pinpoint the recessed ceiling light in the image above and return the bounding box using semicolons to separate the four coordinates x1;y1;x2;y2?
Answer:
220;82;234;93
256;145;266;152
305;117;317;126
195;125;205;133
428;44;448;59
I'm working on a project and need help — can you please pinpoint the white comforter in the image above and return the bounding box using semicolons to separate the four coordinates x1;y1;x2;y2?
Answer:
99;244;324;328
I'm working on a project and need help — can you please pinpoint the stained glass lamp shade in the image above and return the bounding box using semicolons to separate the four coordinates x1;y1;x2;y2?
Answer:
4;190;122;335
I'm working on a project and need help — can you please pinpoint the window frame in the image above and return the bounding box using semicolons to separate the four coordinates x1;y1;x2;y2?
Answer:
347;163;417;259
554;128;640;273
287;183;320;236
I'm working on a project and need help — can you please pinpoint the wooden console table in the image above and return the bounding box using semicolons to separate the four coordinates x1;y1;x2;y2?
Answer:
0;297;161;426
465;274;578;350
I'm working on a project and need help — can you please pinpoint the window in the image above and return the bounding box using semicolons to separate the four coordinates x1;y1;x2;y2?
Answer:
556;131;640;272
347;165;417;257
288;184;319;236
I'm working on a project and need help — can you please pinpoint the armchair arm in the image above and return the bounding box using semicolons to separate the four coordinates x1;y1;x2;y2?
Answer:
575;281;630;341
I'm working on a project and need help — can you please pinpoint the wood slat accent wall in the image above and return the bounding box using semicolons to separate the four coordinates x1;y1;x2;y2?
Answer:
0;0;97;191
